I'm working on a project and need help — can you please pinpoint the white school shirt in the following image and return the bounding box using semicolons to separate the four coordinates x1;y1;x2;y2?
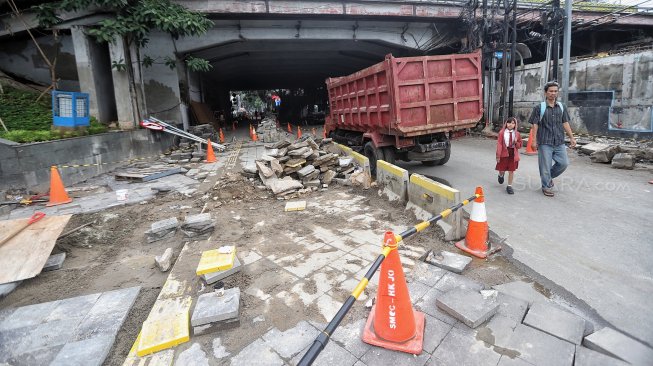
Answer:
503;129;515;148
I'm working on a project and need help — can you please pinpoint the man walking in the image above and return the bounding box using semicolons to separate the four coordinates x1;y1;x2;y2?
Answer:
528;81;577;197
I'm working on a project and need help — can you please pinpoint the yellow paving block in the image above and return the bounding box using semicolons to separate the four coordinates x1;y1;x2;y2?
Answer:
136;297;192;357
196;247;236;275
285;201;306;211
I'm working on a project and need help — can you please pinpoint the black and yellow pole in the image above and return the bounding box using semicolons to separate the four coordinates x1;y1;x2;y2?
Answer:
297;193;480;366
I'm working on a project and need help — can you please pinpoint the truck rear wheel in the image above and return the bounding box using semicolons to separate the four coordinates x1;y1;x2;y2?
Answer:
364;142;384;176
382;146;396;165
435;143;451;165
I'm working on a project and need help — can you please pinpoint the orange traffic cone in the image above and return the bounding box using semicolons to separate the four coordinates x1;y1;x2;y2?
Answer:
323;128;327;139
287;122;292;133
525;128;537;155
219;128;225;144
362;231;425;354
46;166;72;207
455;186;497;258
205;139;217;163
297;126;302;139
252;129;258;142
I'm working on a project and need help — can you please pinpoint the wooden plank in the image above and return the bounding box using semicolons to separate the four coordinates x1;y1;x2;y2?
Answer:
0;215;72;284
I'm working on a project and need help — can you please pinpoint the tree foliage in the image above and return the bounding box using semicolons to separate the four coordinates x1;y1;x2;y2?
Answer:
33;0;214;72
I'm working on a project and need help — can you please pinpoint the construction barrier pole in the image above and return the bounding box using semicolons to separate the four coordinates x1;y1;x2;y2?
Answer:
298;193;480;366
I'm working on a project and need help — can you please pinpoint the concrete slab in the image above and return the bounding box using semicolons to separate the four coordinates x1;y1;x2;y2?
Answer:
190;288;240;327
492;281;548;306
5;344;63;365
329;319;372;359
505;324;575;366
85;286;140;318
15;318;80;353
431;326;502;366
497;356;533;366
360;345;431;366
425;250;471;273
583;327;653;365
436;288;499;328
231;338;286;366
409;261;446;287
575;346;629;366
50;335;114;366
292;338;358;366
422;313;454;353
262;320;320;359
202;256;242;284
494;292;529;323
414;287;460;326
0;299;60;331
175;343;209;366
434;272;485;293
43;252;66;271
523;302;585;345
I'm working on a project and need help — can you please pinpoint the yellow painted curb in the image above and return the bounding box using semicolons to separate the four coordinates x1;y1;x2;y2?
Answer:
410;174;459;201
378;160;407;177
196;248;236;275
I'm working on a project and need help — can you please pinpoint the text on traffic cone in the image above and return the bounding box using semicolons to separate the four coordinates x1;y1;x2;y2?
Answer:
362;231;425;354
46;166;73;207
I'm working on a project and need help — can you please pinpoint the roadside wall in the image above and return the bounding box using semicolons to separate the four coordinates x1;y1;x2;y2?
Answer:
506;50;653;138
0;130;174;192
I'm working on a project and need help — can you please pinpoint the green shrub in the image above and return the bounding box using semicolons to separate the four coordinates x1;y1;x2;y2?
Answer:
0;87;53;131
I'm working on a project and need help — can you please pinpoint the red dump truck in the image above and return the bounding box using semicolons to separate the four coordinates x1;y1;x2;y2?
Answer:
325;50;483;172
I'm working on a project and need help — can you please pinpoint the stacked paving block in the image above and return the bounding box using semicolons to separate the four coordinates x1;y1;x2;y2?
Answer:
145;217;178;243
180;213;215;238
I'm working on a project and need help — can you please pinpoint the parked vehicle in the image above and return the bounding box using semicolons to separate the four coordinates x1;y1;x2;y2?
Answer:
324;50;483;173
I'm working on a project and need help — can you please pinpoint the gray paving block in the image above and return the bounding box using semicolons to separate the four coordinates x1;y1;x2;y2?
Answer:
494;292;529;323
0;325;39;362
192;317;239;336
0;299;60;331
175;343;209;366
583;327;653;365
414;287;460;326
523;302;585;345
492;281;548;306
191;288;241;327
263;320;319;359
407;280;431;303
4;345;63;366
330;319;372;358
361;345;431;366
434;272;485;293
15;317;81;353
74;312;124;341
45;293;101;322
422;313;453;353
203;256;242;284
497;356;533;366
43;252;66;271
425;250;472;273
230;338;284;366
0;281;20;298
505;324;575;366
476;315;519;350
436;288;499;328
149;217;179;233
409;261;446;287
431;326;502;366
291;337;358;366
85;286;140;318
50;335;115;366
575;346;629;366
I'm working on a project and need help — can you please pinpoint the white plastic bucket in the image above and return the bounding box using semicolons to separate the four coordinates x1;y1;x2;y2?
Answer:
116;189;129;201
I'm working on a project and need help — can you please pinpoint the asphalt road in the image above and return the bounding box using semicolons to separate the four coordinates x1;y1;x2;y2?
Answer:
396;136;653;346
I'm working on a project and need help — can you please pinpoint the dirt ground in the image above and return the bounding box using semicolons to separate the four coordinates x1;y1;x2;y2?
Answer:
0;158;534;365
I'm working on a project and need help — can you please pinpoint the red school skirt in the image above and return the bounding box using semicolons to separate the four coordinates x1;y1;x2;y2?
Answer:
495;149;518;172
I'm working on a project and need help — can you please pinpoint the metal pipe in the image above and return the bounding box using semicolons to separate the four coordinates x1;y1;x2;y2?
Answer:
562;0;572;105
297;193;480;366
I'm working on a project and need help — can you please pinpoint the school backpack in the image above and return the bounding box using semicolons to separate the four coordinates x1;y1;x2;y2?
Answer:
540;101;564;121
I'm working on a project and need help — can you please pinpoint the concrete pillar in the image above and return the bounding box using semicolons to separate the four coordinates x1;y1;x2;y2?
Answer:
71;27;116;124
108;38;137;129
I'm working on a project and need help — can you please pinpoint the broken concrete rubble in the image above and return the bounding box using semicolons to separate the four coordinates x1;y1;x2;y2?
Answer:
155;248;173;272
611;153;635;169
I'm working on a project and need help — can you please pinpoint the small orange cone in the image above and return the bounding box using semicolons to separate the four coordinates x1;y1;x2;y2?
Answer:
362;231;425;354
525;128;537;155
252;129;258;142
219;128;225;144
323;128;327;139
297;126;302;139
287;122;292;133
46;166;72;207
455;186;497;258
205;139;217;163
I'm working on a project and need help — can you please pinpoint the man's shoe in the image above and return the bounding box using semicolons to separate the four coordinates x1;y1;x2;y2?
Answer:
498;174;504;184
506;186;514;194
542;188;554;197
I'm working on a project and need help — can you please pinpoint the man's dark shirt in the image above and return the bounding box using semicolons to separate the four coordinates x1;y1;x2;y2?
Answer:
528;102;570;146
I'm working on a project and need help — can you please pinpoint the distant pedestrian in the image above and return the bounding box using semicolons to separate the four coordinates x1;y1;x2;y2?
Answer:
528;81;577;197
495;117;522;195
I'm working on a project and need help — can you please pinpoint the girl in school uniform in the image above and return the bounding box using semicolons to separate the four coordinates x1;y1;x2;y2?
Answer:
496;117;523;194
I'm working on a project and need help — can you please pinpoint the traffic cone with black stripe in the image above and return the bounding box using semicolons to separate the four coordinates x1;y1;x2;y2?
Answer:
362;231;425;354
455;186;498;258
